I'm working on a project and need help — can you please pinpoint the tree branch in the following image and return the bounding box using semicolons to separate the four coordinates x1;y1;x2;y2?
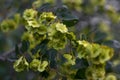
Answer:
0;43;22;62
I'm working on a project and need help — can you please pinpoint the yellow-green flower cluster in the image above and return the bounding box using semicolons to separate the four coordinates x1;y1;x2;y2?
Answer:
30;59;48;72
66;32;76;40
27;20;39;28
63;54;75;65
23;9;56;32
47;34;67;50
22;32;46;49
23;8;69;50
13;57;48;72
23;9;37;21
105;74;117;80
0;13;21;32
77;40;114;64
56;23;68;33
23;9;40;28
47;22;68;39
23;9;57;49
39;12;56;23
47;23;68;50
85;64;105;80
76;40;114;80
0;19;17;32
13;56;29;72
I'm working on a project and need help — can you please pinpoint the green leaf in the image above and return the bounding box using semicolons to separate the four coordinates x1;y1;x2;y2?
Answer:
74;68;86;79
37;3;53;12
20;40;30;53
55;6;79;27
15;44;20;55
40;70;49;78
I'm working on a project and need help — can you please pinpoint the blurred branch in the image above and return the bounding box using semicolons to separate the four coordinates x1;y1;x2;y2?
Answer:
0;43;22;62
56;0;62;7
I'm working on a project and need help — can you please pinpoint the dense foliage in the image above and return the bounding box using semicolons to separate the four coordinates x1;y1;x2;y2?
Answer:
0;0;120;80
